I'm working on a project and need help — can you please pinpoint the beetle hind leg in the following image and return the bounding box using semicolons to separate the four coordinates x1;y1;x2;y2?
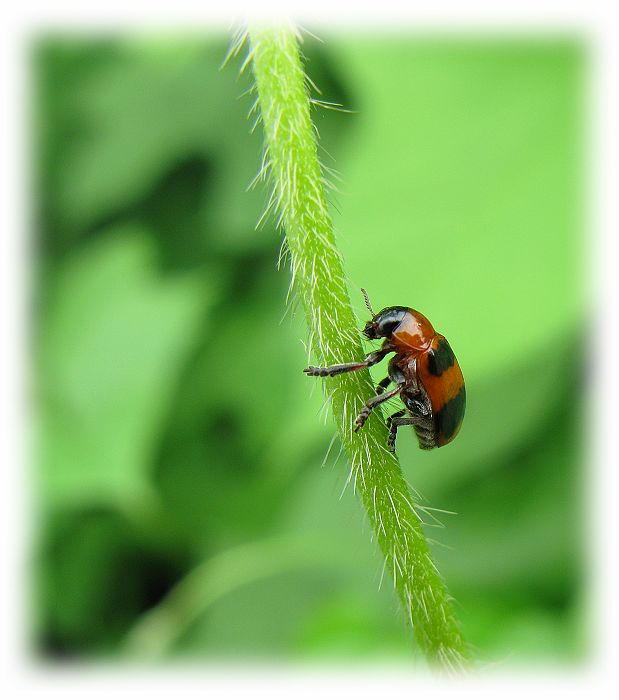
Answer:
387;416;418;452
386;410;405;451
387;411;434;452
387;409;405;429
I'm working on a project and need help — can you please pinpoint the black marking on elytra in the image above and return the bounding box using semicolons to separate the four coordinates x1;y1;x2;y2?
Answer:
435;386;466;442
427;338;456;377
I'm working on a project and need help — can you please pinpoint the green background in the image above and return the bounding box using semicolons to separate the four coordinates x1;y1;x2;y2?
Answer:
33;33;586;664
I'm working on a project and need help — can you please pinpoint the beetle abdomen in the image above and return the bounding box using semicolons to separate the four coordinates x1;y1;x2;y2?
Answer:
417;335;466;447
413;422;437;450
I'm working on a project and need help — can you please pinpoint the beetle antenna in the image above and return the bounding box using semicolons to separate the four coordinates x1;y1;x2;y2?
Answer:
360;288;375;317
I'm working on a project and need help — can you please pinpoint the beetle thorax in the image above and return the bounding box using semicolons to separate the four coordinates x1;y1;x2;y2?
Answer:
391;308;436;353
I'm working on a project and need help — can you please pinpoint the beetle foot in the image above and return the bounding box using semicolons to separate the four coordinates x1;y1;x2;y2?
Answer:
304;366;327;376
354;410;370;432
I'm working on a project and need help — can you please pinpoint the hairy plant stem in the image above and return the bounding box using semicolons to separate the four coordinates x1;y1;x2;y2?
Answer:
247;26;469;669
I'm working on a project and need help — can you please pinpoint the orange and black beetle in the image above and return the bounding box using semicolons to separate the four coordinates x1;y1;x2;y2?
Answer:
304;290;465;451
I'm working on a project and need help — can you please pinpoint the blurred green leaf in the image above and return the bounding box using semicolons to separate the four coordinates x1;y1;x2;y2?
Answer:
37;225;215;511
39;507;182;655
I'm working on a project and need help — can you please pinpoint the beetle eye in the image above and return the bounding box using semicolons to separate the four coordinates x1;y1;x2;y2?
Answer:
380;320;401;337
363;321;378;339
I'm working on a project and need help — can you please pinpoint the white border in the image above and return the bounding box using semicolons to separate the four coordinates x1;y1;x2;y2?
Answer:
2;1;618;698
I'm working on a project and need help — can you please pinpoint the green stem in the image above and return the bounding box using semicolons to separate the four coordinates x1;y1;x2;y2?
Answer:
247;26;469;669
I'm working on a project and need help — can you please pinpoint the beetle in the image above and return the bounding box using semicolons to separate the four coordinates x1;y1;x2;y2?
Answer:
304;289;465;451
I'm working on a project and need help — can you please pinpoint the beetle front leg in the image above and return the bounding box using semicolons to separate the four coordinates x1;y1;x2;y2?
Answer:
304;346;391;378
354;385;402;432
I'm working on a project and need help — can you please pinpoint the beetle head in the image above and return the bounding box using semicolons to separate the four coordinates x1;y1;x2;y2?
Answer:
363;306;409;340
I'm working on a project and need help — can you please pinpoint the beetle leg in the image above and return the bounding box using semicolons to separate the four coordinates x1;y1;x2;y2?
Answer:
387;403;434;451
354;385;402;432
387;416;418;452
386;409;405;427
304;346;391;378
375;376;392;396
